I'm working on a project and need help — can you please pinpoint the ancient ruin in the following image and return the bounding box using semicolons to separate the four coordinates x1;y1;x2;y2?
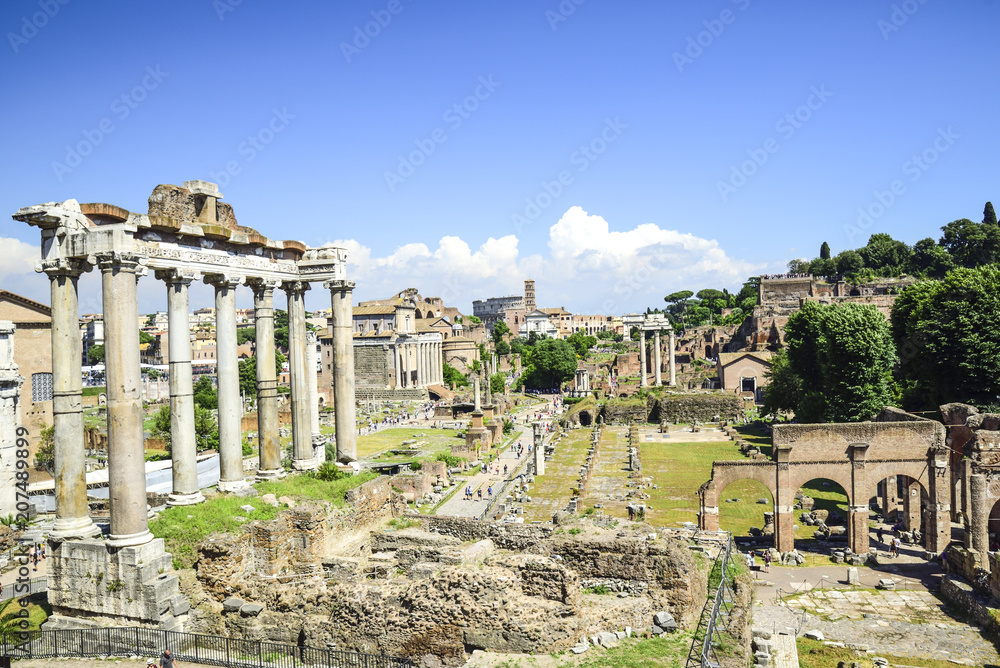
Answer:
12;180;357;630
699;409;951;555
0;321;23;520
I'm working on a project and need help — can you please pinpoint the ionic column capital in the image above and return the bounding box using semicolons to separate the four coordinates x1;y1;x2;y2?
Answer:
37;257;91;278
282;280;311;295
324;279;356;292
204;272;244;290
94;251;148;275
154;268;198;286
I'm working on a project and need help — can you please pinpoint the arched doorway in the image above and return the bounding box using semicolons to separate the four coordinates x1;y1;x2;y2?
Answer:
705;345;713;358
793;478;849;549
579;410;592;427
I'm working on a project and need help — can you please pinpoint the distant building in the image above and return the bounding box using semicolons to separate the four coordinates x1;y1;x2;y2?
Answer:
716;351;773;402
0;291;52;450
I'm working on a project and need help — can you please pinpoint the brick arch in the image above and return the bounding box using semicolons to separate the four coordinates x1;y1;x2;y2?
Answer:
861;461;929;505
700;462;776;532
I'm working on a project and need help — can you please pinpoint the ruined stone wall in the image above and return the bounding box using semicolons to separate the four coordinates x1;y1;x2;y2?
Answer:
599;400;647;424
354;344;389;389
390;472;434;500
422;516;553;550
655;393;743;423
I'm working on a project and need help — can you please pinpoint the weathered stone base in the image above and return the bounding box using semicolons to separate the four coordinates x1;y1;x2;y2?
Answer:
218;477;250;492
45;538;188;631
255;467;287;481
166;491;205;507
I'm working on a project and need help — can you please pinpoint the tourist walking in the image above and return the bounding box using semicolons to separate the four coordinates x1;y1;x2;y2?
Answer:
893;536;901;558
763;550;771;573
159;648;179;668
29;545;36;571
877;528;884;546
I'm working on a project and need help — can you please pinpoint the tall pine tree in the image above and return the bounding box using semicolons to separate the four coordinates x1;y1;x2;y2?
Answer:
984;201;997;226
820;241;831;259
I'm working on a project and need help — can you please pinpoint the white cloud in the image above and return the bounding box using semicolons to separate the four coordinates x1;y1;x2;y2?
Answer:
333;206;780;316
0;209;783;317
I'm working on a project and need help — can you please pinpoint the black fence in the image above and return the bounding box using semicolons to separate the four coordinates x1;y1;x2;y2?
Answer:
0;577;46;602
0;627;414;668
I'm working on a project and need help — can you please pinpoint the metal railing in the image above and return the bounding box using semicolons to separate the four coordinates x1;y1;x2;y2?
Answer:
0;577;46;602
0;627;414;668
686;534;736;668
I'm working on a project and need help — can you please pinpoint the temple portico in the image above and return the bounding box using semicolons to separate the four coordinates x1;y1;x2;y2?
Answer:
14;180;357;630
624;313;675;388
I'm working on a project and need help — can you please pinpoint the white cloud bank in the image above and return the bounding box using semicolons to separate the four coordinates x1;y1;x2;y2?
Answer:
0;208;782;316
332;206;779;316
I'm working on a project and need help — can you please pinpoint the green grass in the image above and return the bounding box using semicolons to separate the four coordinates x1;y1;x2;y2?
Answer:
357;427;462;463
150;471;377;568
797;637;967;668
82;386;105;397
563;632;693;667
523;430;594;522
734;423;772;457
641;439;773;535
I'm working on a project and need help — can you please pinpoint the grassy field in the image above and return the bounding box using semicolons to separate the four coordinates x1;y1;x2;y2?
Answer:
150;471;377;568
356;427;463;463
641;438;773;535
523;429;593;522
793;478;849;540
797;637;970;668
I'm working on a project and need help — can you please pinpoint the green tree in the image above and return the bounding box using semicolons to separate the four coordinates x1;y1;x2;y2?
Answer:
466;315;482;325
34;423;55;472
783;302;895;422
985;201;997;226
139;330;155;345
760;350;801;417
239;357;256;397
521;338;576;389
858;233;912;274
509;337;526;355
491;321;510;345
495;339;511;356
273;309;289;351
151;405;172;451
819;303;896;422
194;405;219;451
237;327;256;346
787;258;810;274
443;363;468;388
489;372;505;395
907;237;955;278
566;329;597;358
87;344;104;365
939;218;1000;268
820;241;831;259
892;264;1000;408
0;597;27;643
193;375;218;409
835;250;865;276
808;257;836;276
696;288;726;303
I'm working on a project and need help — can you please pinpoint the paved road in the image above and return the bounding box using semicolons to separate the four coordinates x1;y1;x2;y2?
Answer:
434;403;559;520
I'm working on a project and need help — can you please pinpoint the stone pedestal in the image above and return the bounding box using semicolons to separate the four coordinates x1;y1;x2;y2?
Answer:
849;505;869;554
465;411;489;455
45;538;188;631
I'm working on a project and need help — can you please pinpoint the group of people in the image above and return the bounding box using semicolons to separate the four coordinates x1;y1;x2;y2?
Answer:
463;485;494;501
876;526;905;558
745;549;771;574
27;543;45;571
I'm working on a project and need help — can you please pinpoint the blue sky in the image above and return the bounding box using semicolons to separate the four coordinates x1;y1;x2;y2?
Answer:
1;0;997;316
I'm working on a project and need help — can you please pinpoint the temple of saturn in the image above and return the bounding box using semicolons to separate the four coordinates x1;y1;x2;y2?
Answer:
12;180;357;630
623;313;675;387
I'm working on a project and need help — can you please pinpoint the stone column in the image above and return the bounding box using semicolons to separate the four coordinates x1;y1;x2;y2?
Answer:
206;273;247;492
654;331;662;386
326;280;357;463
284;281;315;470
97;252;152;547
774;446;794;553
306;331;324;463
42;259;100;541
248;279;284;480
639;328;647;387
393;344;402;388
971;473;989;561
903;478;922;531
157;269;203;506
437;342;443;385
474;376;481;412
668;330;676;386
403;340;412;388
882;475;898;520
